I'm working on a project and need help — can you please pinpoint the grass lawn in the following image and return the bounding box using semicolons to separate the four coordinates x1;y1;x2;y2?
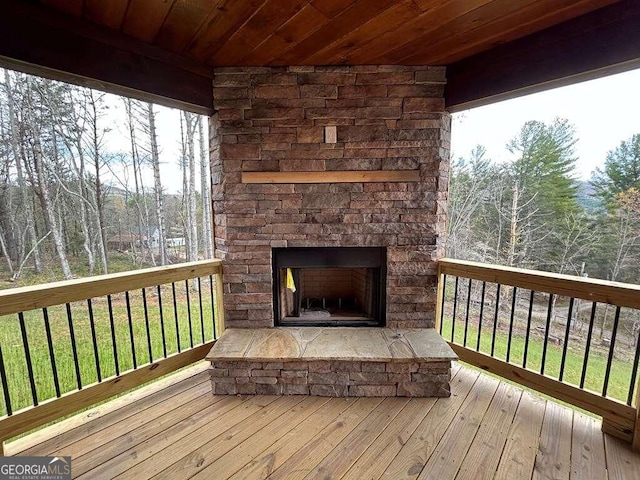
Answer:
441;316;638;406
1;280;220;416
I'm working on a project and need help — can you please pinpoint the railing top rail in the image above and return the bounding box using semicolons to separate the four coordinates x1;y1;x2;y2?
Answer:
0;259;223;317
439;258;640;310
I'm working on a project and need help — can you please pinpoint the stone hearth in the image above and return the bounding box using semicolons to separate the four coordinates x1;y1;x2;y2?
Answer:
206;328;457;397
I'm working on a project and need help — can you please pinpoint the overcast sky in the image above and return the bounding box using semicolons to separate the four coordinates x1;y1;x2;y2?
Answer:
451;68;640;180
103;68;640;194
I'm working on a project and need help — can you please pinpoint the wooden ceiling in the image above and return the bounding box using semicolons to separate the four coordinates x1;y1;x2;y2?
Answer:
1;0;639;114
40;0;617;67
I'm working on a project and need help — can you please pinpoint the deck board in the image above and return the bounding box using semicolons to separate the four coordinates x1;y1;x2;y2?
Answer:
571;412;607;480
455;381;522;480
533;400;573;480
5;362;640;479
380;366;479;480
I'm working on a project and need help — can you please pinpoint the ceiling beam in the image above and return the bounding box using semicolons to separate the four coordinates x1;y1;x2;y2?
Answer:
445;0;640;112
0;1;214;115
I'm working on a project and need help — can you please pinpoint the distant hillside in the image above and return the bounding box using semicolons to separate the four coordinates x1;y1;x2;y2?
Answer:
576;180;602;212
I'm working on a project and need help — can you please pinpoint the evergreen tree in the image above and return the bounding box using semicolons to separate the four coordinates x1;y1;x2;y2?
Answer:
504;118;579;268
591;134;640;206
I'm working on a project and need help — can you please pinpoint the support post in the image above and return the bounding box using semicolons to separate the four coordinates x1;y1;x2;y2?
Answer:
215;266;225;337
435;262;444;333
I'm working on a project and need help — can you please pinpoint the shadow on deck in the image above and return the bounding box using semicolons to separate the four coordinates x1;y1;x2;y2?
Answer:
5;362;640;479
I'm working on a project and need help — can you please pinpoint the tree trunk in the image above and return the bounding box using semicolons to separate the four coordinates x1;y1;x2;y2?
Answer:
4;70;42;275
508;181;519;267
124;98;152;266
147;103;168;265
186;113;198;263
181;114;189;259
32;135;72;279
0;227;15;277
74;140;96;275
88;91;108;273
198;117;213;258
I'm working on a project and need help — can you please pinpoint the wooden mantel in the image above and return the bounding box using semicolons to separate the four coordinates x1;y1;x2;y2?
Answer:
241;170;420;184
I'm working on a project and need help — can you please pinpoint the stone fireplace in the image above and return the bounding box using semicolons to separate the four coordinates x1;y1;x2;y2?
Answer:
206;65;456;397
210;65;450;330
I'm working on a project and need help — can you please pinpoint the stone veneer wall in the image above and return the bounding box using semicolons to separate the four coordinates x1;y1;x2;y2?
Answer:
210;360;451;397
210;65;451;329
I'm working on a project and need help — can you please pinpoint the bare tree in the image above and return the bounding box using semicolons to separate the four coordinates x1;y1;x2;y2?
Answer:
4;70;42;277
125;99;153;264
25;77;72;279
85;90;109;273
198;116;213;258
181;111;198;262
600;189;640;337
145;103;168;265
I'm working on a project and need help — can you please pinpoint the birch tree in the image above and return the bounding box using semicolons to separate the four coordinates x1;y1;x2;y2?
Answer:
3;70;42;277
25;77;72;279
198;116;213;258
181;111;198;262
145;102;168;265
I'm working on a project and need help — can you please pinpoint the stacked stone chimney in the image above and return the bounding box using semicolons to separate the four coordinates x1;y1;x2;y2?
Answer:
210;65;450;329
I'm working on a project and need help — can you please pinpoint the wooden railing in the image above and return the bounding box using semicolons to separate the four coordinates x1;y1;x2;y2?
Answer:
437;258;640;451
0;259;224;454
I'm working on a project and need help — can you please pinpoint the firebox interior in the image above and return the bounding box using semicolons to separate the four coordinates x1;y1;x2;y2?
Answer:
272;247;386;327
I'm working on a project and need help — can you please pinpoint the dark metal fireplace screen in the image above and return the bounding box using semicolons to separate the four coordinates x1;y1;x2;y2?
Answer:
272;247;386;327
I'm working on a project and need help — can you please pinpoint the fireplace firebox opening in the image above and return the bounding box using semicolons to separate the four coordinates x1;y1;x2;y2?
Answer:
272;247;386;327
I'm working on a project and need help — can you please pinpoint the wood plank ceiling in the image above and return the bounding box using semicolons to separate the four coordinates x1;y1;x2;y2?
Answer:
39;0;618;68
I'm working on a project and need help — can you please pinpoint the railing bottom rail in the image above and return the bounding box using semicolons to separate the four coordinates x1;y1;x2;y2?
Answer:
0;343;214;454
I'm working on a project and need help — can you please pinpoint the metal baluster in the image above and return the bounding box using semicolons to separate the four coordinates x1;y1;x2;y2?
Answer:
463;278;472;347
43;308;60;397
559;298;574;381
0;344;12;416
172;282;181;353
476;282;486;352
19;313;38;406
523;291;535;368
491;284;501;357
66;304;82;389
142;288;153;363
451;277;459;342
506;287;517;363
107;295;120;376
603;307;621;396
87;299;102;382
125;291;137;369
580;302;597;389
157;285;167;358
439;274;447;336
185;280;194;349
198;277;205;344
540;294;554;375
627;321;640;406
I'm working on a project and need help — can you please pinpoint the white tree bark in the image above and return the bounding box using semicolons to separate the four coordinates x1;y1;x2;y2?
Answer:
87;91;108;273
198;116;213;258
186;112;198;262
4;70;42;275
31;129;72;279
147;103;168;265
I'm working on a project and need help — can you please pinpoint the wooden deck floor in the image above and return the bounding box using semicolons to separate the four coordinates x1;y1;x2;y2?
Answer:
6;362;640;480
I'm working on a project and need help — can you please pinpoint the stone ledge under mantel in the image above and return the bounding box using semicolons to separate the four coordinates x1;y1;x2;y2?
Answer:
206;327;457;397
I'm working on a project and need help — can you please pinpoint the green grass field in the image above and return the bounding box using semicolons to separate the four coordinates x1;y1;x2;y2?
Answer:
0;281;220;416
441;316;638;406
